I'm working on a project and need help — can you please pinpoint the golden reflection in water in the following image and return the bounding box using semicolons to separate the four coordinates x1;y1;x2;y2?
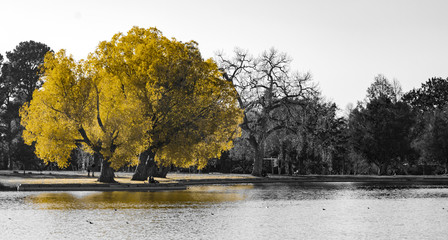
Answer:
26;184;252;210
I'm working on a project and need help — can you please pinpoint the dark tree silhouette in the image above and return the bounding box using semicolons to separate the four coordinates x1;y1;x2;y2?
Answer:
403;77;448;112
0;41;52;170
349;96;414;175
404;77;448;173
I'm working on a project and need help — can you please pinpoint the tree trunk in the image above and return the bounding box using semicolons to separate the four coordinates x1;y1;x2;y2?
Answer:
7;144;13;170
6;154;12;170
153;166;170;178
296;155;305;175
285;154;290;175
6;121;14;170
445;160;448;175
132;149;170;179
278;146;284;175
131;149;155;181
378;163;388;175
278;158;282;175
251;144;264;176
1;157;5;170
97;154;116;183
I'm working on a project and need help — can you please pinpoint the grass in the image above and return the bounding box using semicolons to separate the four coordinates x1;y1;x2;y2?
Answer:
2;170;447;188
0;170;257;187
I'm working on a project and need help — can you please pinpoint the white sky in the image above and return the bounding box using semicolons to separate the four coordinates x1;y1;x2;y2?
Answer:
2;0;448;110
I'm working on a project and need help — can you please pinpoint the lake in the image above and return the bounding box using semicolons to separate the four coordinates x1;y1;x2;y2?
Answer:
1;182;448;239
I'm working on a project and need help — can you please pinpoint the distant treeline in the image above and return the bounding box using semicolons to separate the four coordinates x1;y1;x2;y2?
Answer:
1;40;448;176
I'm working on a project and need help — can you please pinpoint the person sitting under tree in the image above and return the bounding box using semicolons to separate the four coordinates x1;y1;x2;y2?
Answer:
148;176;159;184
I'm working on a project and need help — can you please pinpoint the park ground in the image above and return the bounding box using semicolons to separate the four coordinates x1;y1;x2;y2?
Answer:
0;170;257;189
2;170;448;191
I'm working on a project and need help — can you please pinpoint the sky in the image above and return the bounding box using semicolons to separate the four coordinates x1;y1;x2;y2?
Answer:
2;0;448;111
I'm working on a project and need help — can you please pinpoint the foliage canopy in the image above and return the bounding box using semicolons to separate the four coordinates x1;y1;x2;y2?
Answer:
20;27;242;178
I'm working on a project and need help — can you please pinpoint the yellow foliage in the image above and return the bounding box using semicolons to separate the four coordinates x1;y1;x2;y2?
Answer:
93;26;243;169
21;50;150;169
21;26;243;171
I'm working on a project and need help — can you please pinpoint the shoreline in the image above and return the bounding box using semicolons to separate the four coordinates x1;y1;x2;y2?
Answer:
2;171;448;191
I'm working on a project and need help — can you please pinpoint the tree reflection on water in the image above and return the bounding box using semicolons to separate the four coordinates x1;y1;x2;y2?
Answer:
26;185;253;210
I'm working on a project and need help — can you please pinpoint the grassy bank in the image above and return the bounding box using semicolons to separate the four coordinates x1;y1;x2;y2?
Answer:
0;170;256;188
1;170;448;191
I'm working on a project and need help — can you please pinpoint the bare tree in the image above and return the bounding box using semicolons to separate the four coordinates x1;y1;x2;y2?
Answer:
217;48;316;176
366;74;402;103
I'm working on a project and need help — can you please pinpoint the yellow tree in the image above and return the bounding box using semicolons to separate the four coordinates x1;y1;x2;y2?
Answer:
20;50;149;182
93;27;243;180
21;27;243;182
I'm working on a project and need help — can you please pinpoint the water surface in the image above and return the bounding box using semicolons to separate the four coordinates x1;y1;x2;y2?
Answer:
1;182;448;239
